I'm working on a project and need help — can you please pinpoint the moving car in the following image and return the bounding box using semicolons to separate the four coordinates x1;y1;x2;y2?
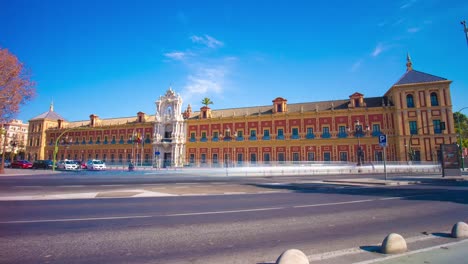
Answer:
32;160;54;169
57;160;79;170
86;159;106;170
11;160;33;169
3;160;11;168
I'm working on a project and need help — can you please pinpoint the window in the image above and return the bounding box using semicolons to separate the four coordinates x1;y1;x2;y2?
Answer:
322;127;331;138
104;136;108;144
306;127;315;139
291;128;299;139
236;131;244;141
111;154;115;163
406;94;415;108
189;154;195;164
103;154;107;162
338;126;347;138
324;152;331;162
190;132;196;142
277;128;284;140
278;152;285;163
213;153;218;164
372;124;381;137
250;153;257;163
409;121;418;135
201;153;206;163
118;154;123;163
433;120;442;134
201;132;207;142
340;152;348;161
430;92;439;106
263;129;270;140
237;153;243;164
307;152;315;161
111;136;116;144
292;152;300;162
213;131;219;141
249;130;257;140
264;153;270;163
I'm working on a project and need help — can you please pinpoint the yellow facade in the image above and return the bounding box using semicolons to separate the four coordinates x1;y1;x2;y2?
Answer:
26;58;457;166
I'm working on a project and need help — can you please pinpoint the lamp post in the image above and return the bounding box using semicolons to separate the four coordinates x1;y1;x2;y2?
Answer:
9;137;18;162
348;120;369;166
457;107;468;171
462;20;468;47
222;127;237;176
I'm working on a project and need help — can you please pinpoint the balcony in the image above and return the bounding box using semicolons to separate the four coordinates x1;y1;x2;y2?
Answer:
291;134;300;140
262;135;270;140
306;133;315;139
249;136;257;141
161;138;172;143
337;132;348;138
321;132;331;139
276;135;285;140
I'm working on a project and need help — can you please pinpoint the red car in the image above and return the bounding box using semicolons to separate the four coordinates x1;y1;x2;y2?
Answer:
11;160;33;169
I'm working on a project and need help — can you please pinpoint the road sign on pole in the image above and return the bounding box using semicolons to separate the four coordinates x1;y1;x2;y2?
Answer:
379;134;387;147
378;134;388;180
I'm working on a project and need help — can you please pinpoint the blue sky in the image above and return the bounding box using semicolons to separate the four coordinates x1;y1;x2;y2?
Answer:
2;0;468;122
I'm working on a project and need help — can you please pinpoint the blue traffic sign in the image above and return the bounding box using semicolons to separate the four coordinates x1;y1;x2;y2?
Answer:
379;134;387;147
155;151;160;155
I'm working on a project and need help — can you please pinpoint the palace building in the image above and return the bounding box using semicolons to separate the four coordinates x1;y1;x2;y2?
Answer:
25;56;457;167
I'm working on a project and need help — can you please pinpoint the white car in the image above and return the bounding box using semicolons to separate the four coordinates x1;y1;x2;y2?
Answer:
86;159;107;170
57;160;79;170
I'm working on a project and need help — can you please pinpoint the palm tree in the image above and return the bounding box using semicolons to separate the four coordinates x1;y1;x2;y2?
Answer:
201;97;213;107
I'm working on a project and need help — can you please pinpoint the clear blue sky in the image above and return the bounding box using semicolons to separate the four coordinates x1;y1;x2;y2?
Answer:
2;0;468;122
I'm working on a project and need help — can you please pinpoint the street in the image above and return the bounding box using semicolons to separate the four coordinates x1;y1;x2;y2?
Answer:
0;171;467;264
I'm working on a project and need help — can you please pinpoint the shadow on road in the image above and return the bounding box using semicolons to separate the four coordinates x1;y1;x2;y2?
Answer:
250;180;468;205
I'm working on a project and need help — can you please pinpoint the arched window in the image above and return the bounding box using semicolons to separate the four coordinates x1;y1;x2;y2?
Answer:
406;94;415;108
430;92;439;106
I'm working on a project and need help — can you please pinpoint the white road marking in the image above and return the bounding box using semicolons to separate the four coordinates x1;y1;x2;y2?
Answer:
294;199;374;208
164;207;285;217
0;215;153;224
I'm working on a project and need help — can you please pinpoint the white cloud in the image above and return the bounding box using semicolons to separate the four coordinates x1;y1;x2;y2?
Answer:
400;0;417;9
407;27;420;33
351;59;363;72
182;67;226;102
371;43;385;57
191;34;224;48
164;51;191;61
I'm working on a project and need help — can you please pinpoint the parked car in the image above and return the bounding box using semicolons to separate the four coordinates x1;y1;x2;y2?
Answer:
57;160;79;170
3;160;11;168
32;160;54;169
86;159;106;170
11;160;33;169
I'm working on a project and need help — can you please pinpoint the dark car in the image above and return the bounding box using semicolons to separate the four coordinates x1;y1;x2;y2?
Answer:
3;160;11;168
32;160;54;169
11;160;33;169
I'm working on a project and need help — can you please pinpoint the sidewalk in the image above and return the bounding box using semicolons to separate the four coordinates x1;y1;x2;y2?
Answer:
0;168;61;177
359;239;468;264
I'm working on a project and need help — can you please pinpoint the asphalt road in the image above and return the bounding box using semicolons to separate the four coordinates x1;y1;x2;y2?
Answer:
1;179;468;264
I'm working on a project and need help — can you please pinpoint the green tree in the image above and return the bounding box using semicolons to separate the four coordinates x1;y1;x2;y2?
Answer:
201;97;213;107
454;112;468;148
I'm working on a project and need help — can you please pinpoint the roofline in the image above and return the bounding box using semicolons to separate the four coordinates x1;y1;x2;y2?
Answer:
385;79;452;96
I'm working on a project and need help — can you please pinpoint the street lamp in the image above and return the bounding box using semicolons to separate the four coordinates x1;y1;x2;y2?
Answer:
462;20;468;47
222;127;237;176
9;138;18;161
457;107;468;171
348;120;369;166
